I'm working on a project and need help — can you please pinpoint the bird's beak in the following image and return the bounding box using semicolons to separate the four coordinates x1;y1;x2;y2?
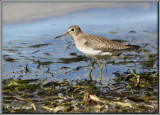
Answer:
54;32;69;39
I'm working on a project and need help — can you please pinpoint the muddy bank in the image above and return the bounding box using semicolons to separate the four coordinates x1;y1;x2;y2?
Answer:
2;2;150;24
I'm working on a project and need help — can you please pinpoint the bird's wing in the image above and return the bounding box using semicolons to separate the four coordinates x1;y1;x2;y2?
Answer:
82;34;130;52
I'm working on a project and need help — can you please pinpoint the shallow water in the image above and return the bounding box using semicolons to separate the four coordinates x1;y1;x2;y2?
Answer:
2;3;158;84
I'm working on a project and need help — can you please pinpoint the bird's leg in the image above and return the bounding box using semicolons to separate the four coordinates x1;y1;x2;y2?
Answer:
89;62;94;80
105;58;108;73
97;59;103;84
105;62;107;73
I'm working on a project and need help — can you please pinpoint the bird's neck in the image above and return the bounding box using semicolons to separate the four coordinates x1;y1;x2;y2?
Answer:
72;31;83;38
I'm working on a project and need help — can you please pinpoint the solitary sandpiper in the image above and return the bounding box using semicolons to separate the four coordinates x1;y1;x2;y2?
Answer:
55;25;140;83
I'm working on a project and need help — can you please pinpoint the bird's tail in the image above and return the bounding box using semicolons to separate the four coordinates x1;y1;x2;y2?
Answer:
126;45;140;51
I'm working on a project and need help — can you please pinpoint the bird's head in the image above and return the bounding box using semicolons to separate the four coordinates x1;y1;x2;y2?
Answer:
55;25;82;39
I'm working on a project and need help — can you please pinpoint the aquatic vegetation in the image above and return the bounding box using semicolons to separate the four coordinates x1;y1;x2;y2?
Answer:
2;70;158;113
4;57;16;62
128;30;136;33
142;49;155;63
109;31;117;34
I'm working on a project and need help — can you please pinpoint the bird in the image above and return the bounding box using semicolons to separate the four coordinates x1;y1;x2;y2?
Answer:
55;25;140;83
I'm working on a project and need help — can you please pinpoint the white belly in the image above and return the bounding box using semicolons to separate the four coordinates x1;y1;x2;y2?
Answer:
76;45;115;59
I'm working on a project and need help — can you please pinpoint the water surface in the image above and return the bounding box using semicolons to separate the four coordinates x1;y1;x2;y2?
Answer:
2;3;158;84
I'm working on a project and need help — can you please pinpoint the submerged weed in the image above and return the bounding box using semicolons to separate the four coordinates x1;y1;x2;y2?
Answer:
2;70;158;113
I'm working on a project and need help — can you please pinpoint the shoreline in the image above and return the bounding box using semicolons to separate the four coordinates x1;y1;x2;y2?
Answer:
2;2;150;25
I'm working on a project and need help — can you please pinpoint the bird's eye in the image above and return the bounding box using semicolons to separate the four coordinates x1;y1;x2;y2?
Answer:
71;29;74;31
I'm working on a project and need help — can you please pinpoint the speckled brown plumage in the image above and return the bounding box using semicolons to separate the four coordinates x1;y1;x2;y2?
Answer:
80;34;140;52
